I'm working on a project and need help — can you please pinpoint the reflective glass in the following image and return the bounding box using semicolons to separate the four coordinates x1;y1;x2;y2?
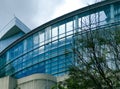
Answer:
66;21;73;35
59;24;65;38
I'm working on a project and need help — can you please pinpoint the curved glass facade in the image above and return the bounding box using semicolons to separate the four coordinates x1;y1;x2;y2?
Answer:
0;0;120;79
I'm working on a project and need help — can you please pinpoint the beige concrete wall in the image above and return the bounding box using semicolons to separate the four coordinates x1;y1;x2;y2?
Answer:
0;76;9;89
0;74;57;89
17;74;57;89
9;77;17;89
0;76;16;89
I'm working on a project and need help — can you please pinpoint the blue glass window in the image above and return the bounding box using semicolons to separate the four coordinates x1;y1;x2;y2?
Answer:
59;24;65;38
26;36;33;51
52;27;58;41
33;33;39;48
39;31;45;46
66;21;73;35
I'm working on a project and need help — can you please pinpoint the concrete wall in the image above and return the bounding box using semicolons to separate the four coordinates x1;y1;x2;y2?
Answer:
0;76;16;89
0;74;57;89
17;74;56;89
0;73;70;89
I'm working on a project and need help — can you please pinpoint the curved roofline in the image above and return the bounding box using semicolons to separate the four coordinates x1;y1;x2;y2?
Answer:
0;0;119;56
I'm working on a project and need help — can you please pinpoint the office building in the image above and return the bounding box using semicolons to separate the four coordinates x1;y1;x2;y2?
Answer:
0;0;120;89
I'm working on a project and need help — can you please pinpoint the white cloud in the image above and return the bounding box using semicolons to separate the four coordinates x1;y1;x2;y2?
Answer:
52;0;101;19
0;0;98;30
31;0;64;29
52;0;86;19
0;0;64;30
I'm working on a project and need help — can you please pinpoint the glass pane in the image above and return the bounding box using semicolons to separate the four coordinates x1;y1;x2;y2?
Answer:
82;15;89;30
52;27;58;40
33;33;39;47
45;27;51;43
39;46;44;54
59;24;65;38
99;11;107;25
66;21;73;35
78;17;82;32
114;2;120;21
39;31;45;45
26;36;33;50
90;13;99;28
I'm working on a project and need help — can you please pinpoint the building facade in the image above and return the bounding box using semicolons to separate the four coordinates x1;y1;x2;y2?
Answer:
0;0;120;89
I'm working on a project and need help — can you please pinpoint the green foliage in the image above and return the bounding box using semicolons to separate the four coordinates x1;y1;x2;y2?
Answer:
55;27;120;89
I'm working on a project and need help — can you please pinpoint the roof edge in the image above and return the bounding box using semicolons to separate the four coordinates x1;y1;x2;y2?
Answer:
0;0;119;56
0;17;30;40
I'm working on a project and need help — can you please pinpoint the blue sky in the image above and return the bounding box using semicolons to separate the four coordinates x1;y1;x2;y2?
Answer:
0;0;100;30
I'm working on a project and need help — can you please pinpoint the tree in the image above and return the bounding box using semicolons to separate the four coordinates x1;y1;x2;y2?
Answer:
52;3;120;88
54;21;120;89
65;25;120;89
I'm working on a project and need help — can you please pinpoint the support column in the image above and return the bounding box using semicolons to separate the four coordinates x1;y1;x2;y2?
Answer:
74;16;79;32
0;76;17;89
110;4;114;23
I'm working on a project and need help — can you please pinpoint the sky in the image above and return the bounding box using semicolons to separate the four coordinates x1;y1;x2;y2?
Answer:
0;0;100;31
